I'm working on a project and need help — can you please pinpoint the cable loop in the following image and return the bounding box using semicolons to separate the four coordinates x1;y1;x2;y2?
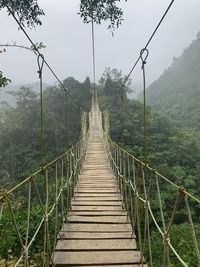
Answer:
140;48;149;69
37;54;45;78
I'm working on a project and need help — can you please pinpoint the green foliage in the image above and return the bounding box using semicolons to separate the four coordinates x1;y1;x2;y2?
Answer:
147;31;200;130
99;67;131;99
150;223;200;267
98;67;200;264
79;0;127;32
0;77;92;186
0;0;44;28
0;71;11;88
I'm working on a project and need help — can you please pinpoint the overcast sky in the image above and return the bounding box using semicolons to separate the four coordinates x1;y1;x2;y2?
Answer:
1;0;200;88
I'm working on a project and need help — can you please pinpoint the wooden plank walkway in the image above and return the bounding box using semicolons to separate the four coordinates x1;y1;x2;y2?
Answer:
53;108;147;266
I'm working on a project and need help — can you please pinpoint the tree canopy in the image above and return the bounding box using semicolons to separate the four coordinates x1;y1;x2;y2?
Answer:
79;0;127;31
0;0;44;27
147;31;200;130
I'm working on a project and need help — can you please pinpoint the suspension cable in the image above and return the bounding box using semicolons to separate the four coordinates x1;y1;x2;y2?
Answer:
140;48;149;164
123;0;175;86
5;4;84;112
37;54;45;167
91;18;97;102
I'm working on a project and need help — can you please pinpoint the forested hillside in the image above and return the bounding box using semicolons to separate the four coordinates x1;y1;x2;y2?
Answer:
98;68;200;266
147;31;200;129
0;76;92;186
1;68;200;266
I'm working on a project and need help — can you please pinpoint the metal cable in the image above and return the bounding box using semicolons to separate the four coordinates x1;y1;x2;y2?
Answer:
123;0;175;86
5;4;83;111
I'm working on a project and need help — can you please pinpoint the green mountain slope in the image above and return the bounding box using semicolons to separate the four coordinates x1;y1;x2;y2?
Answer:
147;32;200;129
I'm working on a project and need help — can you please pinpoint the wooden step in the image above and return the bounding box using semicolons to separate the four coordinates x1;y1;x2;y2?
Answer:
55;239;137;251
66;215;129;224
58;231;134;240
71;206;123;211
61;223;132;232
71;201;122;206
53;251;144;266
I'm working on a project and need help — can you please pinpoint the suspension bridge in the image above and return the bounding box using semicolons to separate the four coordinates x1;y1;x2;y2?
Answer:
1;97;200;267
1;1;200;266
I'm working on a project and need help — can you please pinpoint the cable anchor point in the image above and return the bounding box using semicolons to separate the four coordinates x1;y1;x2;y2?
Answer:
37;54;45;78
140;48;149;69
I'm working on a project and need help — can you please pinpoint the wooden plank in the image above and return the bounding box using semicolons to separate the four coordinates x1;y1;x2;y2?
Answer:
71;201;122;206
71;206;123;211
58;231;135;240
75;189;120;193
61;223;132;232
77;265;147;267
55;239;136;251
53;251;143;265
66;215;128;224
78;182;116;186
78;182;115;184
74;193;121;197
77;185;116;189
67;211;127;216
73;196;121;201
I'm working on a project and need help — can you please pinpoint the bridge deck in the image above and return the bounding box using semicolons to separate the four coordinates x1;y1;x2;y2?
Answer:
53;109;147;266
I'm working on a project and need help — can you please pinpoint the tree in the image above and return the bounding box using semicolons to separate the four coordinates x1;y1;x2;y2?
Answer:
79;0;127;31
99;67;131;99
0;71;11;88
0;1;44;87
0;0;44;28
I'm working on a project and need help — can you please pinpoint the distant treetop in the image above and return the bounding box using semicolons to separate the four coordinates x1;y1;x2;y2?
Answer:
79;0;127;32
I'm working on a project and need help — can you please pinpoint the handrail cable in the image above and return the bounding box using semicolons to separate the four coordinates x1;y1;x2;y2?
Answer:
5;3;84;112
123;0;175;86
102;122;200;266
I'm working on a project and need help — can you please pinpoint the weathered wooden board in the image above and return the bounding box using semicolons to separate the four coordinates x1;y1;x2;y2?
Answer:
57;231;135;239
55;239;137;250
66;215;129;224
71;205;123;211
61;223;132;232
73;196;121;201
67;211;127;216
74;193;121;197
53;251;144;265
74;189;120;193
76;265;147;267
71;201;122;206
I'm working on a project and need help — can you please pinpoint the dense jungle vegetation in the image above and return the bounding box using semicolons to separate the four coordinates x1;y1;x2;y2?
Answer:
1;1;200;265
147;31;200;130
1;65;200;266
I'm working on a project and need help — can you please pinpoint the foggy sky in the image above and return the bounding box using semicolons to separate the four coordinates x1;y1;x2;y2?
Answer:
1;0;200;88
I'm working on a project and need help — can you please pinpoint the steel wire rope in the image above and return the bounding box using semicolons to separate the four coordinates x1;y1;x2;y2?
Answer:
123;0;175;86
5;3;85;112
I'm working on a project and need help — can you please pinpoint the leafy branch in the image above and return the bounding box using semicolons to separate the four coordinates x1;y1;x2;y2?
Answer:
0;42;46;88
79;0;128;33
0;71;11;88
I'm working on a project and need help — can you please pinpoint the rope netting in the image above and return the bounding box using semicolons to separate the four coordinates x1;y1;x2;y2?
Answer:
0;111;89;266
101;106;200;267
